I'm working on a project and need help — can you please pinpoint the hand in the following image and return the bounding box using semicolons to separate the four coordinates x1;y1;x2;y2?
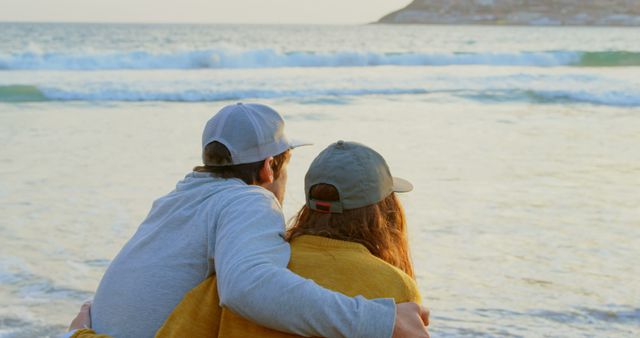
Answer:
392;302;430;338
68;301;92;331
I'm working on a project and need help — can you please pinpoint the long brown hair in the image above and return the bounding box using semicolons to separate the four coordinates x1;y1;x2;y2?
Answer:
286;184;415;278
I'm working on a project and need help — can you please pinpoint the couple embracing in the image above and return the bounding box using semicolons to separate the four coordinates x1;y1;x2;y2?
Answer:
66;103;430;338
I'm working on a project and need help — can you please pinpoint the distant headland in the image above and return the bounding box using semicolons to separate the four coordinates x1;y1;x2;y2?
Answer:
377;0;640;26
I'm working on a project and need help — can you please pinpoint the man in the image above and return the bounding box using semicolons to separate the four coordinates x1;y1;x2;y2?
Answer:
83;103;429;338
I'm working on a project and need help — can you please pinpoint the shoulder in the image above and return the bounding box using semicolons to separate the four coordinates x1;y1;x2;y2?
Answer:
213;183;284;225
365;255;422;304
395;268;421;304
220;180;278;204
217;183;280;211
290;239;422;303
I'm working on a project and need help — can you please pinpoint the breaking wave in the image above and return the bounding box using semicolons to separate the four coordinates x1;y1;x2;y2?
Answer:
2;84;638;107
1;50;639;70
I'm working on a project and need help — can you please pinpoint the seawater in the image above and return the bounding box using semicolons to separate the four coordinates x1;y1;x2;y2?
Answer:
0;23;639;337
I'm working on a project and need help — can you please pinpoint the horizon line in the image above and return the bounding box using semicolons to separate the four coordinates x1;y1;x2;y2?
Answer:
0;19;377;26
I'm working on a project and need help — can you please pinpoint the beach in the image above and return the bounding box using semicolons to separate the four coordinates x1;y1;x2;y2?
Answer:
1;23;639;337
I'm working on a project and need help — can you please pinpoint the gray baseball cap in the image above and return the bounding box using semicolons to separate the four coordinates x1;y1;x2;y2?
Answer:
202;103;310;166
305;141;413;213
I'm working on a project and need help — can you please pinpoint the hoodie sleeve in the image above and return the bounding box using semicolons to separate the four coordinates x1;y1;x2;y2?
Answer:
212;189;396;338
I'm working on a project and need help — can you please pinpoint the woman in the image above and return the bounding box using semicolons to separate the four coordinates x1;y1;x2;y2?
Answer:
68;140;423;337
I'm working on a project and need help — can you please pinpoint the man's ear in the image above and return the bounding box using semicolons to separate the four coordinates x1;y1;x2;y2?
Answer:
259;157;274;184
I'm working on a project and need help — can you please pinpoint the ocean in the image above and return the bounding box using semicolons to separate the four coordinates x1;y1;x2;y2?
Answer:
0;23;639;337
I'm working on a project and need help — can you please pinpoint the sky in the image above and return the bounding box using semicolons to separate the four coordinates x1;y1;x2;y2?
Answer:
0;0;413;24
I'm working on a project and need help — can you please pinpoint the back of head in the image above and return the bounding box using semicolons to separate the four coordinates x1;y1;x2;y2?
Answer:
195;141;289;185
194;102;308;184
201;103;292;166
287;141;415;278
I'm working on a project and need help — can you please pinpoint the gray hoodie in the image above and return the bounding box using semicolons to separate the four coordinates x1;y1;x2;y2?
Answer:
91;172;395;338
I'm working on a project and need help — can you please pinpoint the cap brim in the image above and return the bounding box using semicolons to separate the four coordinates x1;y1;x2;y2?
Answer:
392;177;413;193
289;138;313;149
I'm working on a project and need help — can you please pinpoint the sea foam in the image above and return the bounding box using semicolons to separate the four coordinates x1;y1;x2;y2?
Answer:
1;84;638;107
1;49;639;70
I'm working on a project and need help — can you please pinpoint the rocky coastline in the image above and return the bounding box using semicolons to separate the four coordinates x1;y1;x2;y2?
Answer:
378;0;640;26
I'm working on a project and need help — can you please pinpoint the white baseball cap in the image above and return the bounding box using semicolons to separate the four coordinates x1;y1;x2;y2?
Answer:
202;103;311;166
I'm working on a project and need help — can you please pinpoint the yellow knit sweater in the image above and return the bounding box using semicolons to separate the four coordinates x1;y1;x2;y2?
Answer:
72;235;421;338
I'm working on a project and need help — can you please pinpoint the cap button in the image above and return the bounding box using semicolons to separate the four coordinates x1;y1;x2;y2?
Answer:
337;140;344;147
